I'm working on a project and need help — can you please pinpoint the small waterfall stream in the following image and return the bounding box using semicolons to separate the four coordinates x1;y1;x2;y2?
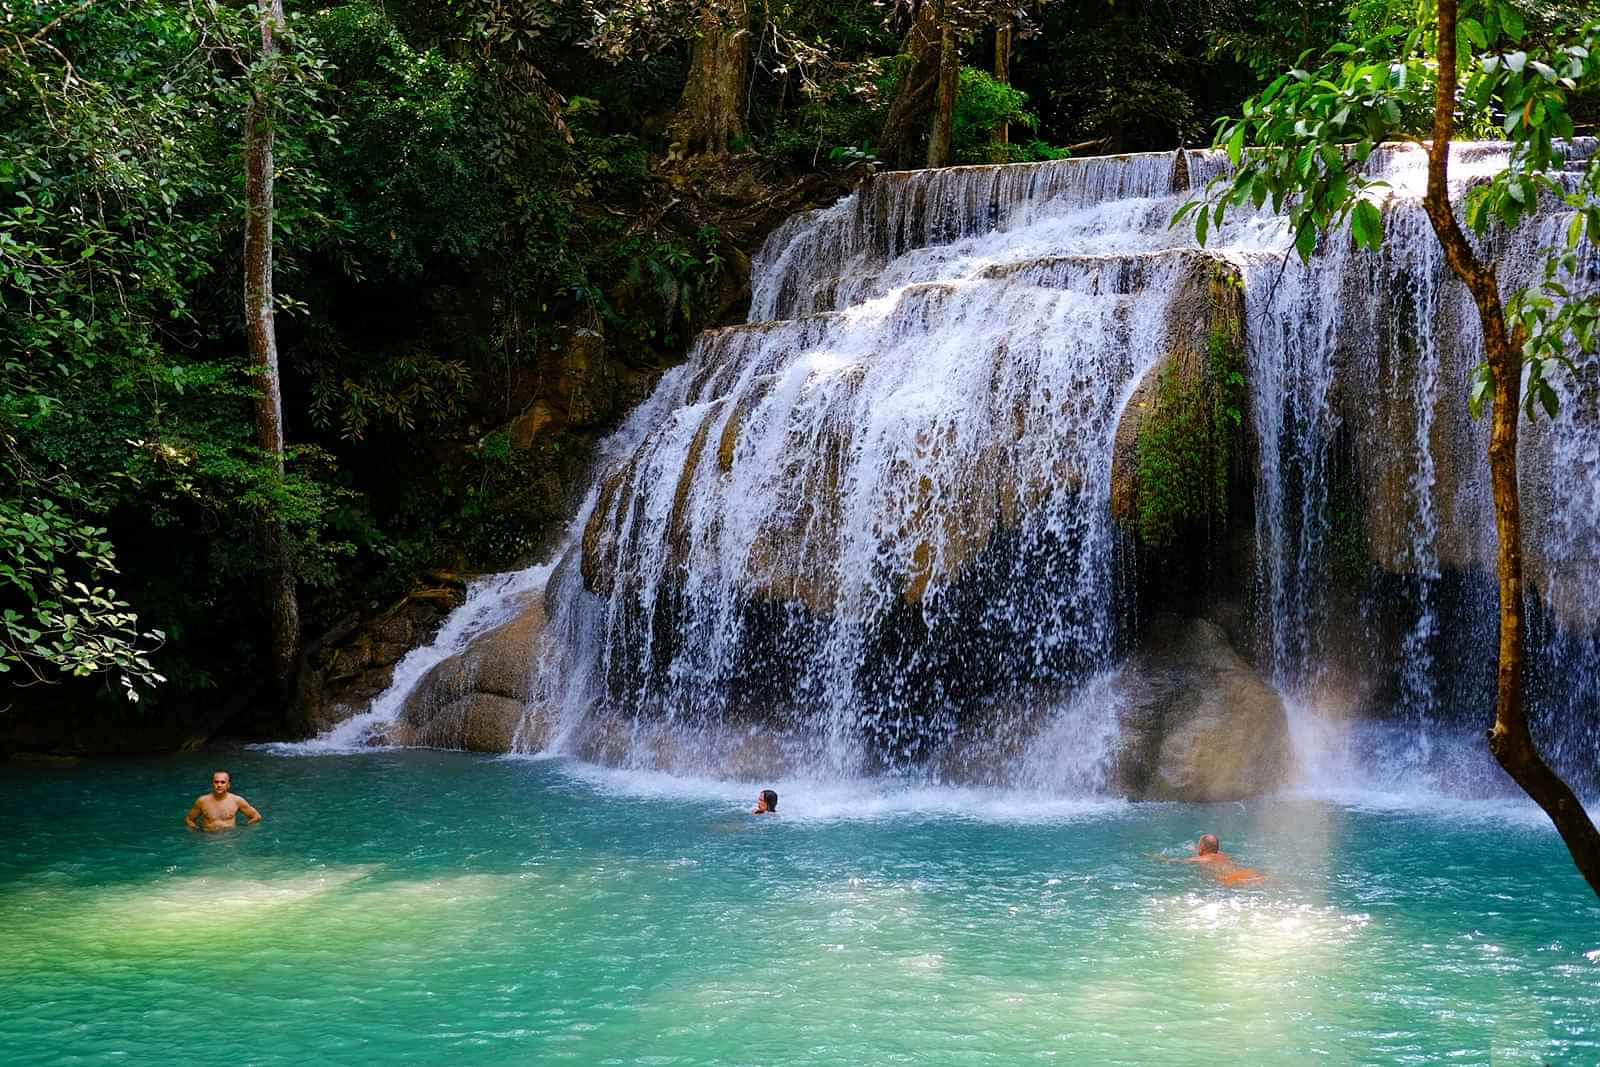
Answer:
1241;145;1600;797
315;144;1599;802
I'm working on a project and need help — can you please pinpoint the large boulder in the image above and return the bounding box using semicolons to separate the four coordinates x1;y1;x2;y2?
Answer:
1112;615;1291;801
397;693;528;753
382;593;551;752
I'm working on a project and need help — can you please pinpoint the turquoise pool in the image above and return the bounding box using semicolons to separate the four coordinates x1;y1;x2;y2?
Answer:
2;751;1597;1065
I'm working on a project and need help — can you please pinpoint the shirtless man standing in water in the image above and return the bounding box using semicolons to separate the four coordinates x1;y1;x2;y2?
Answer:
185;770;262;831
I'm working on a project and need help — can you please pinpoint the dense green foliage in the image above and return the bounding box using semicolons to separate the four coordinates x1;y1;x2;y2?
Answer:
0;0;733;712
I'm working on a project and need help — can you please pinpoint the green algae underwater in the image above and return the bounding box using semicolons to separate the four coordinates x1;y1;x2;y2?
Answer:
2;750;1597;1066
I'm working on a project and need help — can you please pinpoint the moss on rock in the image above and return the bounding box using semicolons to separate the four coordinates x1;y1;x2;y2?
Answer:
1112;259;1247;548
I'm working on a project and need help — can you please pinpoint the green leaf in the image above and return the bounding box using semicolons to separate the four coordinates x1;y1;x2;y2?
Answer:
1539;380;1558;419
1294;222;1316;262
1500;3;1526;42
1461;18;1488;49
1352;199;1383;250
1469;364;1492;419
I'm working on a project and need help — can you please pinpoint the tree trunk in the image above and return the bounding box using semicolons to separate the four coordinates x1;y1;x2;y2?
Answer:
668;0;750;157
925;20;957;168
993;20;1012;146
245;0;300;703
877;1;943;169
1423;0;1600;898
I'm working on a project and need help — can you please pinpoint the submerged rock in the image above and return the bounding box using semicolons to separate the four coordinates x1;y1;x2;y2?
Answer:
1113;615;1291;802
562;714;812;781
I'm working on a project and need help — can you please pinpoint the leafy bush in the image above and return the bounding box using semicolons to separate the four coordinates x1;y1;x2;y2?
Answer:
953;67;1039;164
0;497;165;698
763;58;891;170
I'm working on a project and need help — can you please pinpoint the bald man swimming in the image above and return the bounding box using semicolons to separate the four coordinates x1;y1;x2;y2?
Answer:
185;770;262;832
1180;834;1264;885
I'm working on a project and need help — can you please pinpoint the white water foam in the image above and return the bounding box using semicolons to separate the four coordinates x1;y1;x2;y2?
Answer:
535;756;1130;825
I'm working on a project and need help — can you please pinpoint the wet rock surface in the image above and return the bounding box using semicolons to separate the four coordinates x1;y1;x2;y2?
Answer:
382;594;549;752
294;574;471;737
1109;255;1246;541
1112;615;1291;802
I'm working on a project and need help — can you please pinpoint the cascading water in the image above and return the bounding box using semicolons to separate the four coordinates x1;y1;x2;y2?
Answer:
307;143;1598;803
267;566;554;755
1244;143;1600;797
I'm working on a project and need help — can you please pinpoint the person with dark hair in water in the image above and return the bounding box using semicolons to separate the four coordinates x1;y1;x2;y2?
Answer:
752;789;778;815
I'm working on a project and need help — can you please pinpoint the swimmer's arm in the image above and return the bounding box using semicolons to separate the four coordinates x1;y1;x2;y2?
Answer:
235;796;262;824
185;798;203;830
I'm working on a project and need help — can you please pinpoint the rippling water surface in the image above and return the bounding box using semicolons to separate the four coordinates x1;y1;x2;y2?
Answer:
3;752;1597;1065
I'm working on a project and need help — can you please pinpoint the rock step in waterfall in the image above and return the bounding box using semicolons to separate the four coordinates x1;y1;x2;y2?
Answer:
333;143;1598;804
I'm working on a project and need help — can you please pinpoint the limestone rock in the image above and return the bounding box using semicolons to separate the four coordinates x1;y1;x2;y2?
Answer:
1112;615;1290;802
508;400;558;450
552;329;607;428
389;593;550;752
1110;256;1246;539
296;578;469;737
413;694;528;753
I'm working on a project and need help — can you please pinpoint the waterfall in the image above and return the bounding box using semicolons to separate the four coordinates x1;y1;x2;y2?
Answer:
310;144;1599;802
555;258;1193;777
1243;142;1600;797
531;149;1249;781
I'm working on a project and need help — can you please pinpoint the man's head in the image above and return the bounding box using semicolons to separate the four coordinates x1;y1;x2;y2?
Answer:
1197;834;1220;856
211;771;232;798
754;789;778;814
